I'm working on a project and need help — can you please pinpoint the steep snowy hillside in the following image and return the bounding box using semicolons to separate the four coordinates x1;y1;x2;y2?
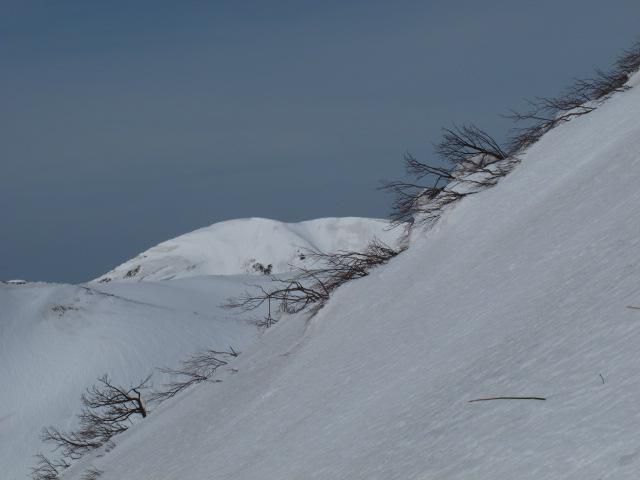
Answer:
59;73;640;479
1;216;396;480
95;217;401;282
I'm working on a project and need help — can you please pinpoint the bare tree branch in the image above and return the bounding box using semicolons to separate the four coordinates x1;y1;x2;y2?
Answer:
505;41;640;154
381;124;513;227
436;124;508;168
616;40;640;76
151;348;240;402
30;454;69;480
225;239;403;321
41;375;151;462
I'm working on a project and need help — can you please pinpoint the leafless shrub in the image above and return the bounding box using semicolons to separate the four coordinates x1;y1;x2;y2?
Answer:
381;176;466;227
404;154;454;184
301;240;402;288
226;239;403;320
30;454;69;480
41;375;150;461
616;40;640;75
437;124;508;169
505;91;599;153
379;174;444;226
506;40;640;153
226;277;330;319
574;69;630;101
40;426;103;461
151;348;240;402
384;40;640;231
381;124;512;227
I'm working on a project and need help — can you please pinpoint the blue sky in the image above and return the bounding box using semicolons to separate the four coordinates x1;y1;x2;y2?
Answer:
2;0;639;282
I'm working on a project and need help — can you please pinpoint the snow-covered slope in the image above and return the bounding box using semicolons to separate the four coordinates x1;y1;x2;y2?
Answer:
58;74;640;479
0;277;262;480
1;216;397;480
94;217;401;282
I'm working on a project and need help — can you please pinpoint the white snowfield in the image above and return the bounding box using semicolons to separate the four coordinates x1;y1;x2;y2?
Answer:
53;72;640;479
94;217;402;282
0;217;399;480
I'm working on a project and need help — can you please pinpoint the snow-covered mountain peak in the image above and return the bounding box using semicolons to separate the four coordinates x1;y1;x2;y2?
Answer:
94;217;402;282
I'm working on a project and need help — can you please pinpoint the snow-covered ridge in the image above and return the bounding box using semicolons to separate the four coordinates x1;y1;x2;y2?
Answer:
94;217;402;282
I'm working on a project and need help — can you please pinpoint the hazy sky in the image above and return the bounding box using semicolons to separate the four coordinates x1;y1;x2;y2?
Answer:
2;0;639;283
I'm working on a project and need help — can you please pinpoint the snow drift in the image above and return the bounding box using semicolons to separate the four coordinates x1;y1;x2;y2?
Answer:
52;73;640;479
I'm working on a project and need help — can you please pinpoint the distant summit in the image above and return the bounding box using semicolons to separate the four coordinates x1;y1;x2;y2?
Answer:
94;217;402;282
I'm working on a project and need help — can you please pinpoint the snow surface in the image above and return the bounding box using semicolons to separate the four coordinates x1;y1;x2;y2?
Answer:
52;73;640;479
94;217;402;282
0;277;259;480
0;216;397;479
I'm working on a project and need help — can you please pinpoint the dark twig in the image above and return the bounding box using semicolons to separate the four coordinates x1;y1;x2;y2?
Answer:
468;396;546;403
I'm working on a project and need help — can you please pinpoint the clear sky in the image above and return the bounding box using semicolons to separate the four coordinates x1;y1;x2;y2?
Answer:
2;0;639;283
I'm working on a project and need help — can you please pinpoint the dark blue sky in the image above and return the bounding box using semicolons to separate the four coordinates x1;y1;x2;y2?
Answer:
2;0;639;283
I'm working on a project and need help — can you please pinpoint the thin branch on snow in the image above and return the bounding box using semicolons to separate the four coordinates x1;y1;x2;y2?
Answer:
468;396;546;403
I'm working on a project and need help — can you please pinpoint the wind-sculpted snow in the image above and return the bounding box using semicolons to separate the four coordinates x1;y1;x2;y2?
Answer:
94;217;402;282
55;74;640;479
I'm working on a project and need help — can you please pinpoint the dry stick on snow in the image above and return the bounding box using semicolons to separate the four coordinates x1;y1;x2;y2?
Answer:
468;396;546;403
